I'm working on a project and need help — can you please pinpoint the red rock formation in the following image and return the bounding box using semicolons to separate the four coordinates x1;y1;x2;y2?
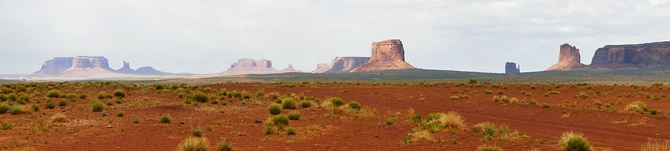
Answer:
33;57;74;75
546;44;586;71
115;61;135;74
325;57;370;73
590;41;670;69
280;64;302;73
351;39;415;72
505;62;520;74
223;58;278;75
311;63;330;73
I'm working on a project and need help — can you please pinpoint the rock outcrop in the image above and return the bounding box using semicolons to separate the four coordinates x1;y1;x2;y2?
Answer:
350;39;415;72
59;56;119;78
590;41;670;69
505;62;520;74
115;61;135;74
135;66;172;75
33;57;74;75
223;58;278;75
325;57;370;73
311;63;330;73
546;44;586;71
280;64;302;73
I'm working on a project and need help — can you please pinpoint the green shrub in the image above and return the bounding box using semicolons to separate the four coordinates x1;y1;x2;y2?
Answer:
542;103;550;108
45;101;55;109
117;111;125;117
287;111;300;120
268;104;282;115
30;104;39;112
58;100;67;106
98;92;110;99
132;117;139;124
113;89;125;98
271;115;290;127
0;94;6;101
410;114;422;123
0;105;9;114
384;119;394;125
50;113;67;122
91;101;104;112
329;97;345;107
160;115;171;123
282;98;297;109
529;99;537;105
1;122;10;130
473;122;497;137
47;90;60;98
300;101;312;108
286;127;296;135
79;94;88;99
192;129;202;137
217;138;232;151
176;137;209;151
625;101;648;112
264;125;274;135
477;145;503;151
9;107;21;115
558;131;592;151
641;140;670;151
348;101;362;111
192;93;209;103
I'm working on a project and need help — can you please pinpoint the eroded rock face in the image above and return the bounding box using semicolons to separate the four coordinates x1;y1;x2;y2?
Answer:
71;56;112;69
590;41;670;69
350;39;415;72
505;62;520;74
33;57;74;75
325;57;370;73
280;64;302;73
546;44;586;71
135;66;170;75
223;58;278;75
115;61;136;74
311;63;330;73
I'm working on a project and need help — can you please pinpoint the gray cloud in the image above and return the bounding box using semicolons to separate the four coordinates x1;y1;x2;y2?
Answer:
1;0;669;74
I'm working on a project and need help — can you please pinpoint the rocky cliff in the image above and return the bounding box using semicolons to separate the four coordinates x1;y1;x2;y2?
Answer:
280;64;302;73
546;44;586;71
505;62;520;74
350;39;415;72
311;63;331;73
590;41;670;69
223;58;278;75
325;57;370;73
115;61;136;74
33;57;74;75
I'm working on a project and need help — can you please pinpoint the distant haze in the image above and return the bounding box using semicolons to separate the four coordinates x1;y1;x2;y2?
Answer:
1;0;669;74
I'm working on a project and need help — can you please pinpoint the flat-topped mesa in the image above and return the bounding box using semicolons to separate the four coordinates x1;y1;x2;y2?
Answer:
33;57;74;75
505;62;520;74
311;63;330;73
350;39;415;72
325;57;370;73
590;41;670;69
71;56;112;70
546;44;586;71
223;58;278;75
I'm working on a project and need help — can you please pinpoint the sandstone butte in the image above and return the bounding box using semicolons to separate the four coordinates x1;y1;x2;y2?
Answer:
350;39;415;72
546;44;586;71
325;57;370;73
590;41;670;69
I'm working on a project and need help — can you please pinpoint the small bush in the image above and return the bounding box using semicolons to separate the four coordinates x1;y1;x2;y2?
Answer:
287;111;300;120
9;107;21;115
1;122;10;130
558;131;592;151
176;137;209;151
300;101;312;108
91;101;104;112
51;113;67;122
625;101;648;112
98;92;112;99
477;145;503;151
542;103;550;108
58;100;67;106
282;98;297;109
348;101;362;111
271;115;290;128
473;122;497;137
133;117;139;123
45;101;55;109
47;90;60;98
113;89;126;98
264;125;274;135
217;138;232;151
410;114;422;123
160;115;171;123
192;129;202;137
117;111;125;117
192;93;209;103
384;119;394;125
30;104;39;112
268;104;282;115
0;105;8;114
286;127;296;135
329;97;345;107
79;94;88;99
529;99;537;105
641;140;669;151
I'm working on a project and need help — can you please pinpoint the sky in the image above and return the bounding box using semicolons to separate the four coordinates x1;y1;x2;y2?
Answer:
1;0;669;74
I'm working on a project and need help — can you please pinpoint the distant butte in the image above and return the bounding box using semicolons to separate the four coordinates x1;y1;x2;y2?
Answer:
351;39;415;72
546;44;586;71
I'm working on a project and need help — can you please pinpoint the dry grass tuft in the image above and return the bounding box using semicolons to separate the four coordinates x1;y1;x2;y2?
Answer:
176;137;209;151
50;113;67;122
642;140;670;151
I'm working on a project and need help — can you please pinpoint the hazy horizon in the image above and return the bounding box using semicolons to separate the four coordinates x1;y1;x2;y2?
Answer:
1;0;669;74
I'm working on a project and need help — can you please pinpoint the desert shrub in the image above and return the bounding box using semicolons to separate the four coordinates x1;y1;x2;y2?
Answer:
348;101;362;111
473;122;497;137
282;98;297;109
483;90;493;94
1;122;10;130
558;131;592;151
217;138;232;151
650;110;660;115
477;145;503;151
30;104;39;111
417;112;465;133
264;125;274;135
97;92;112;99
300;101;312;108
160;115;171;123
9;107;21;115
51;113;67;122
384;119;394;125
441;112;466;129
286;127;296;135
271;115;290;127
329;97;345;107
117;111;125;117
0;105;9;114
641;140;670;151
45;101;55;109
113;89;125;98
268;104;282;115
410;114;422;123
287;111;300;120
79;94;88;99
542;103;550;108
154;85;165;91
529;99;537;105
91;101;104;112
192;129;202;137
176;137;209;151
0;94;6;101
625;101;648;112
58;100;67;106
132;117;140;123
47;90;60;98
493;96;500;102
192;93;209;103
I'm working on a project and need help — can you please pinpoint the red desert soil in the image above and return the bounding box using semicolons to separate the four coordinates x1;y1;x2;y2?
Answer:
0;82;669;150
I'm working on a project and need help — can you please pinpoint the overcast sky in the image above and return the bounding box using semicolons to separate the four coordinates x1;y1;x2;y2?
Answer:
1;0;669;74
